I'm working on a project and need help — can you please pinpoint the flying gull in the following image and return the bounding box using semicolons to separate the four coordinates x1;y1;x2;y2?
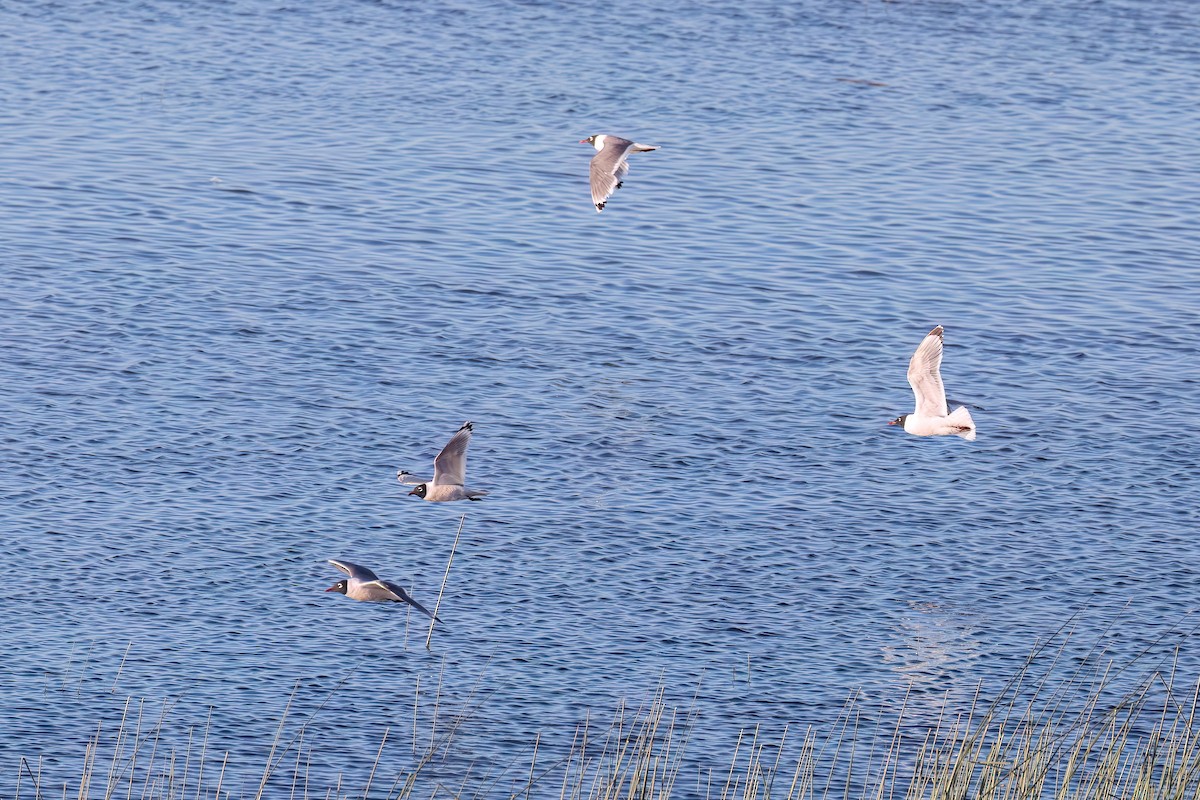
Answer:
325;559;441;621
888;325;977;440
398;421;489;502
580;134;659;212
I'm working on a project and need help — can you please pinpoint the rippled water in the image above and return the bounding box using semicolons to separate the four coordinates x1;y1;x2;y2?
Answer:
2;0;1198;795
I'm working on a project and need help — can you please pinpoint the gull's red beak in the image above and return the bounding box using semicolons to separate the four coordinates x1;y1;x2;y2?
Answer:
325;584;339;592
887;419;898;425
579;138;589;143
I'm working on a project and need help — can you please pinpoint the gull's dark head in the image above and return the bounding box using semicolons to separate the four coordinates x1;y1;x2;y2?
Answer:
888;415;907;428
579;135;596;145
325;579;348;595
408;483;428;499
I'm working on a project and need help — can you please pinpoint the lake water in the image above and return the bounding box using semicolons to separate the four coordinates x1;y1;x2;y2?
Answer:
1;0;1198;796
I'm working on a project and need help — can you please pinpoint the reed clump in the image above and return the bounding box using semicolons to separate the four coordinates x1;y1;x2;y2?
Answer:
14;632;1200;800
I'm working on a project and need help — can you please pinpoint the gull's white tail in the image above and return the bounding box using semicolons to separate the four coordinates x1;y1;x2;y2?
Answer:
949;405;977;440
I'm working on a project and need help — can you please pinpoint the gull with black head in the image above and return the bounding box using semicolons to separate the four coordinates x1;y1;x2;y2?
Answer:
325;559;441;621
398;421;488;502
579;134;659;212
888;325;977;440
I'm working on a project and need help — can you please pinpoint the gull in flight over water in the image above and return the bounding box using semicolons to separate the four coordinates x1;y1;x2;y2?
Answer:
888;325;977;440
398;421;488;501
325;559;441;621
580;134;659;212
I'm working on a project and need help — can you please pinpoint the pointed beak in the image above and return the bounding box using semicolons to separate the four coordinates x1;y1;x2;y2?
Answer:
887;419;898;426
579;138;589;144
407;488;420;496
324;584;340;592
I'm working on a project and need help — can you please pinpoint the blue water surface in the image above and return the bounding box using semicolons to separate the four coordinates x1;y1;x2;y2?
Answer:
1;0;1198;796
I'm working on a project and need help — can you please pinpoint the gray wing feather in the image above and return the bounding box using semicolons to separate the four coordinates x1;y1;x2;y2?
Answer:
907;326;949;418
589;138;634;209
432;422;472;486
328;559;379;582
381;580;441;622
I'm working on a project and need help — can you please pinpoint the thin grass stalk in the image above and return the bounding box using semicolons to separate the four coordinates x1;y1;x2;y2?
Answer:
652;707;679;800
394;768;420;800
1169;679;1200;800
305;747;312;800
176;731;188;800
638;698;666;797
363;727;389;799
468;761;499;800
661;684;704;800
639;699;665;798
430;656;447;756
194;709;212;800
609;697;627;793
880;687;912;800
436;679;503;764
85;724;104;796
138;698;169;800
474;746;543;800
111;642;133;694
431;655;491;760
596;706;633;800
843;708;861;800
455;758;478;800
290;730;305;800
746;724;763;800
59;641;78;695
123;698;140;800
413;676;421;756
720;729;745;800
213;752;228;800
818;693;860;800
586;701;621;800
764;724;789;800
625;694;660;799
77;640;96;696
426;513;465;650
253;683;298;800
80;723;101;800
103;698;132;800
574;709;591;800
559;722;583;800
18;755;44;800
262;667;362;793
522;732;540;800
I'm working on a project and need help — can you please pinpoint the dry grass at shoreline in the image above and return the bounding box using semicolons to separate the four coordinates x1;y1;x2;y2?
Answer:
13;625;1200;800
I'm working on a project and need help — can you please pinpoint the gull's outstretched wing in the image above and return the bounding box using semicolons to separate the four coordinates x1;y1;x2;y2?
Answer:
589;137;634;211
432;421;473;486
378;580;441;622
328;559;379;582
907;325;949;418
